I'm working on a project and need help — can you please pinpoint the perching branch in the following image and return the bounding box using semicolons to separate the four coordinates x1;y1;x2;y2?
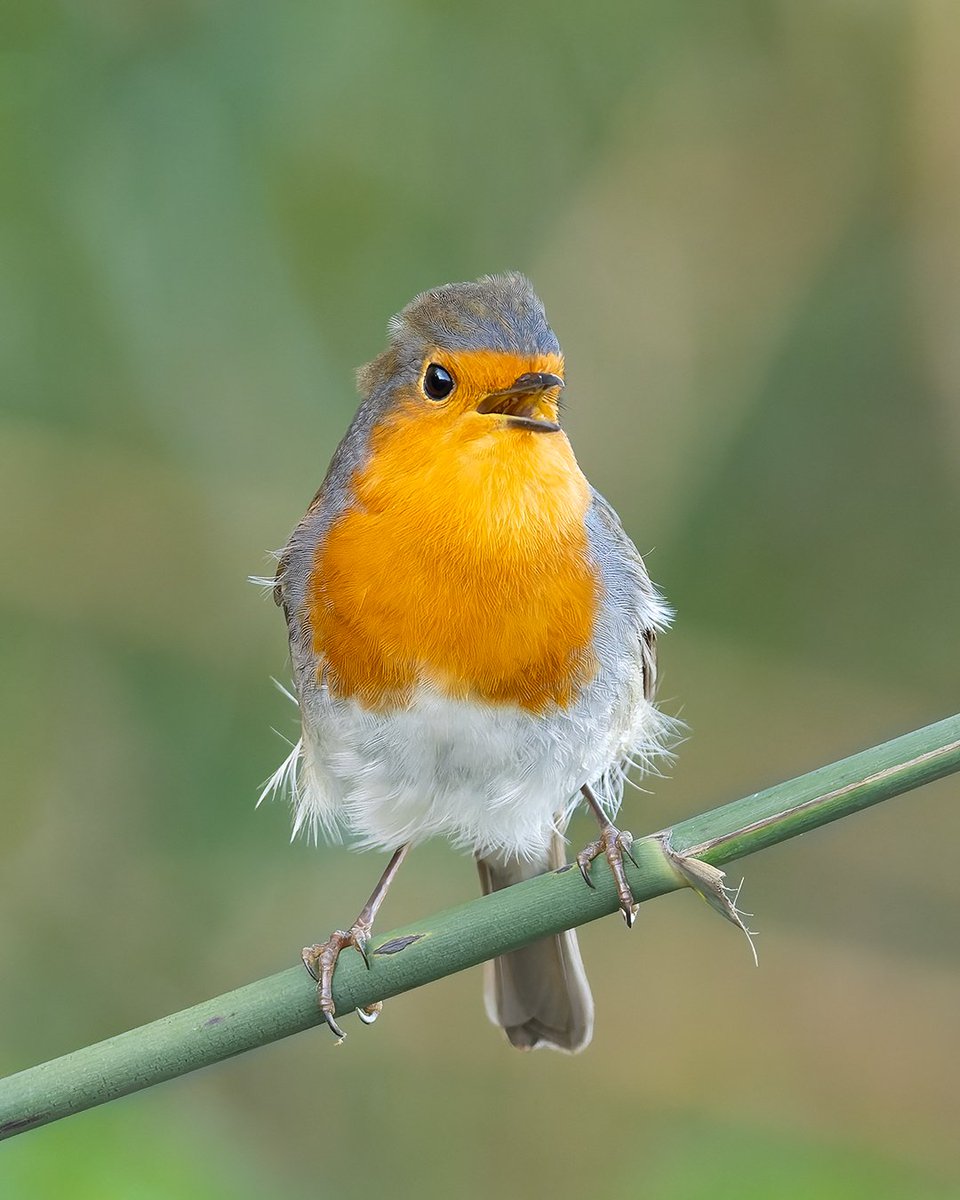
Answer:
2;714;958;1140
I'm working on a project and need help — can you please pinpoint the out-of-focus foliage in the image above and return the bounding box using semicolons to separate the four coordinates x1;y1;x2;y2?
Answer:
2;3;958;1196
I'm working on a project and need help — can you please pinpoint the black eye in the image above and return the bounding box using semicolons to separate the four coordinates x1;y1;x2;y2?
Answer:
423;362;455;400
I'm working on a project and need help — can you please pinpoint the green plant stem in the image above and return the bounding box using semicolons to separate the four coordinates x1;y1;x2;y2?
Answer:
2;713;959;1140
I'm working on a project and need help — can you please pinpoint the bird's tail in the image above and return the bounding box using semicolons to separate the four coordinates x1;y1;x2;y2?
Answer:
476;833;594;1053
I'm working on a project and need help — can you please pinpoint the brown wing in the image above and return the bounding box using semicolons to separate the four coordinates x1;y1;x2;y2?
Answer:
641;628;658;703
587;487;667;707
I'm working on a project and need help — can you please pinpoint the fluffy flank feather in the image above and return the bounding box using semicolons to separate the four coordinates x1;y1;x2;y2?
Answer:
248;550;283;593
257;738;302;813
247;574;277;591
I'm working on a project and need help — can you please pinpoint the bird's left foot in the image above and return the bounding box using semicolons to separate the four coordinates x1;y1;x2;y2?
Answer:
302;925;381;1043
576;822;640;927
301;843;410;1043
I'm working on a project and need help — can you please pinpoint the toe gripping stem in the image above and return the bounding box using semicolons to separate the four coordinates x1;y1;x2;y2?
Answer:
577;783;641;927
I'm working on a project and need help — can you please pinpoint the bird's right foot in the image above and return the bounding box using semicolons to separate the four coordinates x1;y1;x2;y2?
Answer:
576;822;641;928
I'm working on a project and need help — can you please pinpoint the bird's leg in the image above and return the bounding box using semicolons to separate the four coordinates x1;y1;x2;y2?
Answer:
576;783;640;927
302;843;411;1041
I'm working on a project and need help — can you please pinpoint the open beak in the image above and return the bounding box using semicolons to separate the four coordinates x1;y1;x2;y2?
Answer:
476;372;564;433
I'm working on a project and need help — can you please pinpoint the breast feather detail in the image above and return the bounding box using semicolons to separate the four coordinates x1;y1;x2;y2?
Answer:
306;404;600;713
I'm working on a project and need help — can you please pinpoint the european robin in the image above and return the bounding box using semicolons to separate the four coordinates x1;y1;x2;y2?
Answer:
266;273;673;1050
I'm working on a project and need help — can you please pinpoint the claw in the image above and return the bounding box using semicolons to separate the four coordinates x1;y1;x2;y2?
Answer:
301;944;320;982
619;833;640;870
356;1002;382;1025
577;853;596;889
354;936;371;970
322;1010;347;1042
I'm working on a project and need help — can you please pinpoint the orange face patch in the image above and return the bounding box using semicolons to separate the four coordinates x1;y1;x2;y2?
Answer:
415;348;565;419
307;349;599;713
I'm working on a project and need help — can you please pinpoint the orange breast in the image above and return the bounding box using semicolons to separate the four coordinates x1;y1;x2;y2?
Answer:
307;393;599;713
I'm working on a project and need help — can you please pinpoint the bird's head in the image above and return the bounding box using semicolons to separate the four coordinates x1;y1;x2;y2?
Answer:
358;273;566;442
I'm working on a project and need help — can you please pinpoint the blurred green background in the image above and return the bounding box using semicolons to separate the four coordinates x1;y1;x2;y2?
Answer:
2;2;959;1197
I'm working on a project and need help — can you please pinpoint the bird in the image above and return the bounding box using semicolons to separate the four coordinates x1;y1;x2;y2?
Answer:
266;272;673;1052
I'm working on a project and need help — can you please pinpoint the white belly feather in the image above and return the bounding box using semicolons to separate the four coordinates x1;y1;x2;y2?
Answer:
264;662;670;862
